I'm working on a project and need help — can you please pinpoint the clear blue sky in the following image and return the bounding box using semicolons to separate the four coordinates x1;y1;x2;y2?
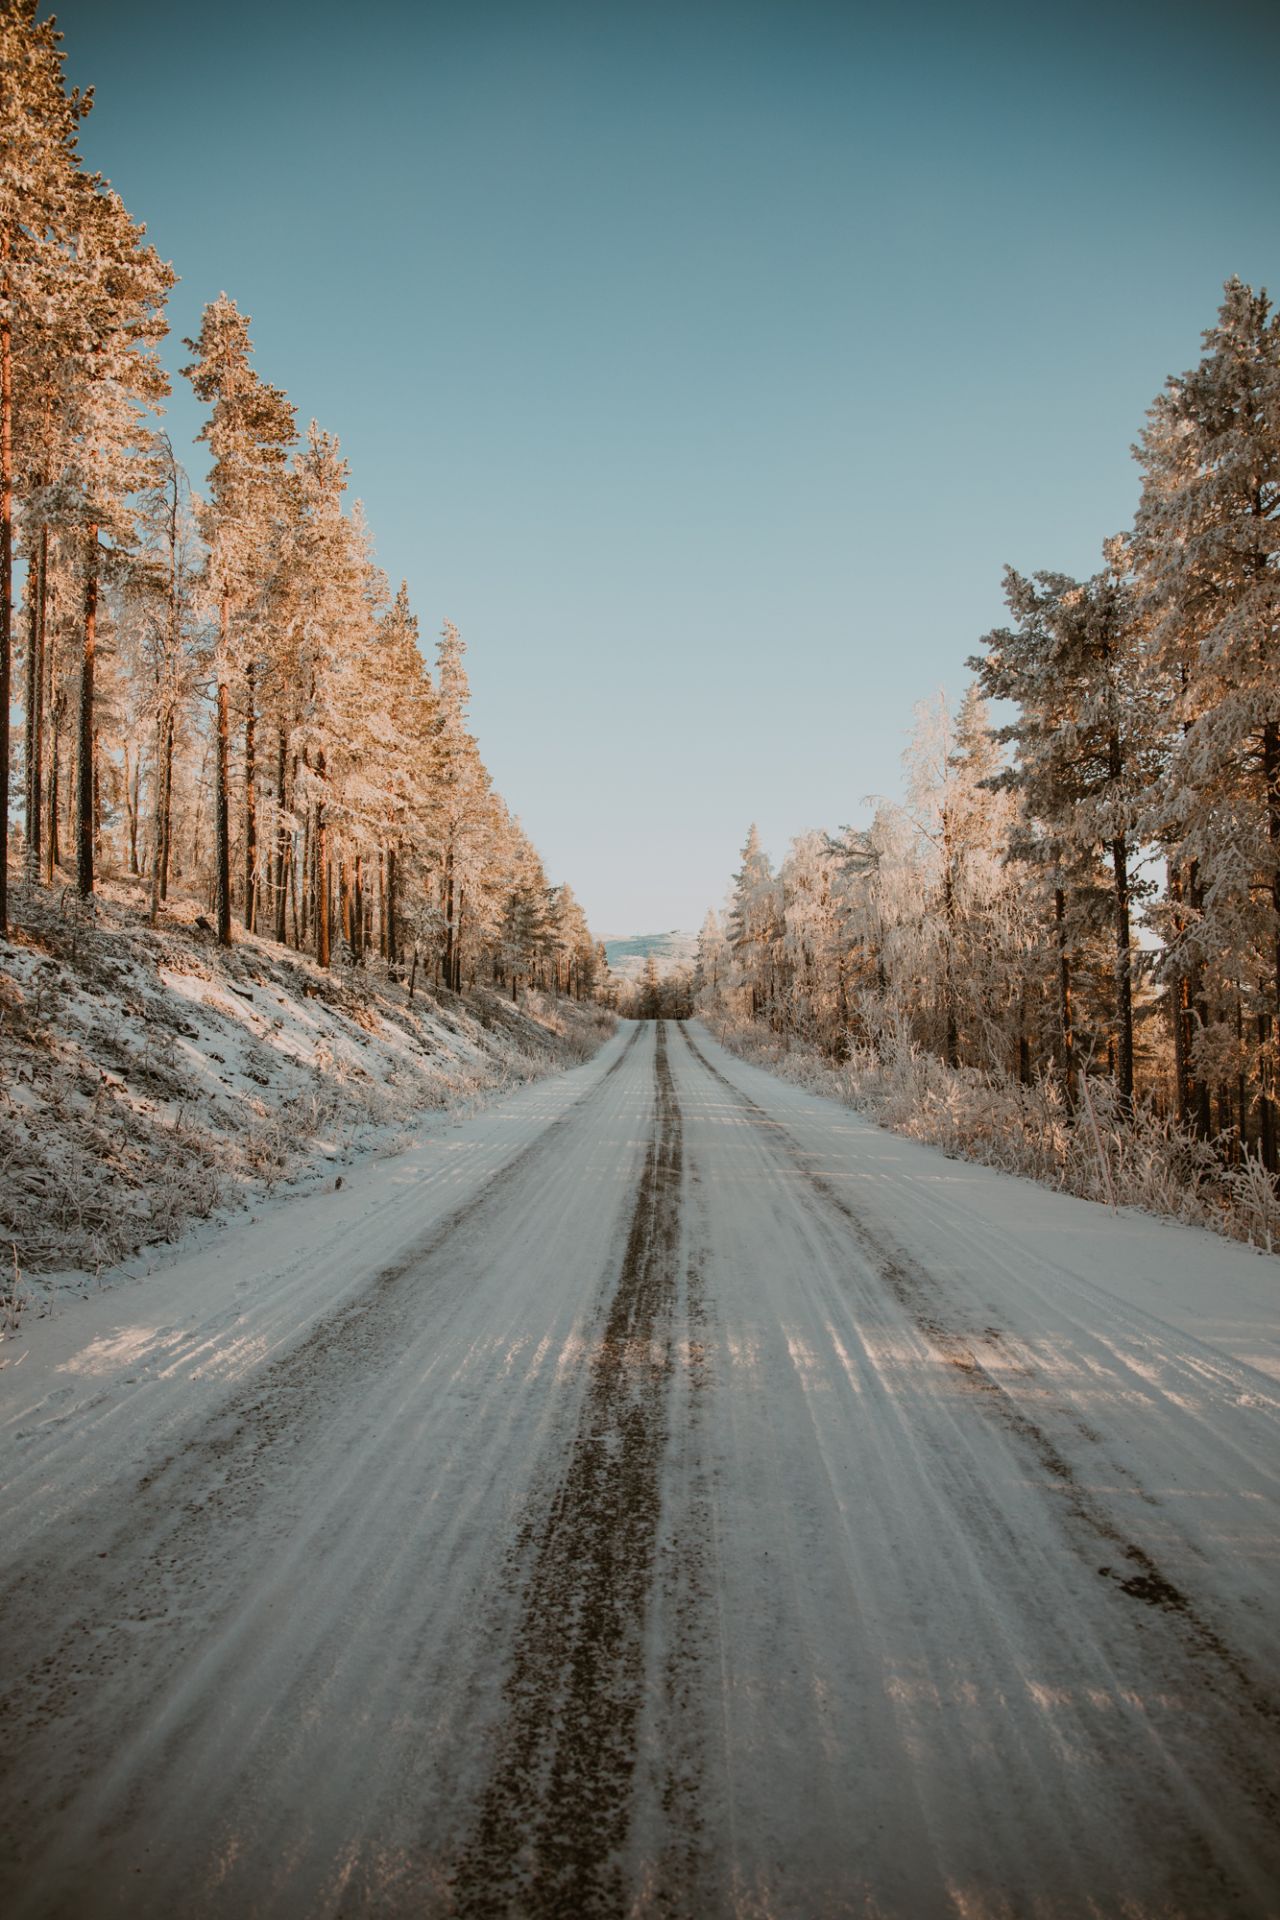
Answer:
59;0;1279;934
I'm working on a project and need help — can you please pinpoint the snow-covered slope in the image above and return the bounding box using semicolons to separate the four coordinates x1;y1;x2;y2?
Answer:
603;929;698;982
0;875;613;1292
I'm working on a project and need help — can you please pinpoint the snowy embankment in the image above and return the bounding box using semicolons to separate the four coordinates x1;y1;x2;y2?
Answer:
0;875;613;1306
708;1015;1280;1254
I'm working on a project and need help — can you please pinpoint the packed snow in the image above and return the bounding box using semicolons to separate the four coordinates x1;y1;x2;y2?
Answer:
2;1020;1276;1916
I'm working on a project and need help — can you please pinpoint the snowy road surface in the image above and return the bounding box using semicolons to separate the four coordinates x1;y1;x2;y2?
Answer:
2;1020;1279;1918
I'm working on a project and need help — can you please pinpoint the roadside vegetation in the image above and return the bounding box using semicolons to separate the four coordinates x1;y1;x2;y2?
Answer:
696;277;1280;1248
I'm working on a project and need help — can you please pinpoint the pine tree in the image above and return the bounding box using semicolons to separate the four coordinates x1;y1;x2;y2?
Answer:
183;295;296;945
0;1;90;926
429;622;492;992
362;581;436;965
693;907;728;1012
971;556;1153;1102
1134;277;1280;1155
58;182;173;898
727;823;778;1022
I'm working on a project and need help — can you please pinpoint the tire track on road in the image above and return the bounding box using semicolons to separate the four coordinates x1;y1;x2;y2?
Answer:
451;1021;688;1919
0;1028;645;1875
676;1023;1280;1833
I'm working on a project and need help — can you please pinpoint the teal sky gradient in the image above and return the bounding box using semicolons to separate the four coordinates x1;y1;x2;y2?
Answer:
59;0;1280;932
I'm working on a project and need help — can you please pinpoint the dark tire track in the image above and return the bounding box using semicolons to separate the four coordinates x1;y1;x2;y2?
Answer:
450;1022;687;1919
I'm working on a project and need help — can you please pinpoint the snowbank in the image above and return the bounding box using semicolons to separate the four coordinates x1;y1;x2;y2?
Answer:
0;873;613;1307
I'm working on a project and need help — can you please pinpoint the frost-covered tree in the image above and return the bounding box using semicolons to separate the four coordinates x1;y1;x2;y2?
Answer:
429;621;494;992
364;581;436;965
0;8;601;1006
727;823;779;1022
0;0;90;927
183;294;295;944
60;183;172;898
972;553;1155;1103
116;439;206;920
693;907;729;1012
1134;277;1280;1155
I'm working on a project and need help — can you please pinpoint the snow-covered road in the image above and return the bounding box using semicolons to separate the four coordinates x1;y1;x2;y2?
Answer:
3;1020;1278;1918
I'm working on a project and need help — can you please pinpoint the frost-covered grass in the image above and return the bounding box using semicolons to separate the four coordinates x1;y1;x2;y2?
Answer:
0;870;615;1291
707;1016;1280;1254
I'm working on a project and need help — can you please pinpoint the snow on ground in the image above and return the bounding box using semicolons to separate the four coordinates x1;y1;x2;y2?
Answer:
0;872;613;1300
1;1020;1277;1916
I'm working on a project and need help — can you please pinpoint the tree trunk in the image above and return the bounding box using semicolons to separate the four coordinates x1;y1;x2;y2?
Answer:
385;845;397;968
289;825;300;950
1258;1013;1273;1171
1265;721;1280;1172
1235;995;1247;1163
1168;864;1191;1123
123;741;138;875
1111;832;1134;1107
160;712;174;898
214;591;232;945
443;846;455;991
314;752;329;968
273;732;289;945
47;684;62;881
244;662;257;933
92;724;102;863
352;854;363;964
1187;862;1212;1138
941;819;959;1068
22;527;45;882
149;707;173;926
0;236;12;935
1055;886;1075;1106
299;803;311;947
454;888;465;993
76;534;98;898
214;677;232;944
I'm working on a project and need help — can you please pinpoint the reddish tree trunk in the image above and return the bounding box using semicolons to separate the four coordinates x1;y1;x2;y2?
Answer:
0;239;13;933
23;526;47;883
76;535;98;898
244;663;257;933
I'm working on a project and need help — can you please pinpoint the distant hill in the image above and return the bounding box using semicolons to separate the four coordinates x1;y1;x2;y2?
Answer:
603;930;699;983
